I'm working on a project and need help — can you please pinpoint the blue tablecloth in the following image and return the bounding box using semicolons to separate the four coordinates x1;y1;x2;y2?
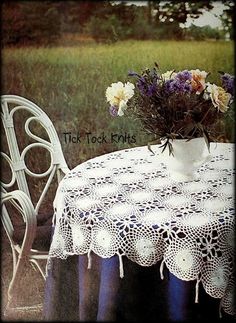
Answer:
43;252;233;322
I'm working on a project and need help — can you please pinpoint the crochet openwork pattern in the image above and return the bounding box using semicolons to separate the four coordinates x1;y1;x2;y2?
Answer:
47;143;235;316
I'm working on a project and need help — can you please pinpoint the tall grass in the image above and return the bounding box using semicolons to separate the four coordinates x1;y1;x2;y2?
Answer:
2;40;234;169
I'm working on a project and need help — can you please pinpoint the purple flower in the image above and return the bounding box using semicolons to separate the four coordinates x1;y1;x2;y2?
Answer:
164;78;192;94
176;70;192;82
147;83;157;97
137;77;147;95
164;79;175;93
164;70;192;95
172;80;183;92
183;83;192;93
109;105;118;117
221;73;234;96
166;79;183;93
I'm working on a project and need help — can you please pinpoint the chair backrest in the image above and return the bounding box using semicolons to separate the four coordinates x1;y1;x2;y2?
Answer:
1;95;69;213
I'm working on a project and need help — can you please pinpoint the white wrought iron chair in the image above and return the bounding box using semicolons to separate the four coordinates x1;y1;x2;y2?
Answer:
1;95;70;311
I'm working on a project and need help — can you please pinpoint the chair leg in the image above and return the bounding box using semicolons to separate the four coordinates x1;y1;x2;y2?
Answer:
4;259;46;317
6;253;29;311
4;256;46;315
30;259;46;280
4;302;43;318
4;245;19;310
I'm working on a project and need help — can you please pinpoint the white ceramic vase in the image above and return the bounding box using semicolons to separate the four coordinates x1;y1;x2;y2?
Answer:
161;137;211;182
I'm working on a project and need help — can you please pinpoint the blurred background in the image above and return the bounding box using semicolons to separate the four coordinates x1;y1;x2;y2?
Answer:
1;1;235;320
2;1;234;165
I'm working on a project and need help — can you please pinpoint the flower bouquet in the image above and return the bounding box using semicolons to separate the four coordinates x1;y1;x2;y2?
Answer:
105;63;234;156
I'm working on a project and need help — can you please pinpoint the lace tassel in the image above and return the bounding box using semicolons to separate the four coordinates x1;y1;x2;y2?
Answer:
195;278;200;303
118;254;124;278
87;249;92;269
160;259;165;280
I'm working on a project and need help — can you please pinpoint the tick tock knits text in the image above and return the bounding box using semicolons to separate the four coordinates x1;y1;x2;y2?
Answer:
63;132;136;145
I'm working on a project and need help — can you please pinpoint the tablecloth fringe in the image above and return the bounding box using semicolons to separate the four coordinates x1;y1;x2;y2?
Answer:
118;253;124;278
160;259;165;280
195;277;201;303
87;249;92;269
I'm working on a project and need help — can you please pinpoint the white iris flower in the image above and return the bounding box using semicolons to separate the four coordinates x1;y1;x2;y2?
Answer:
106;81;135;116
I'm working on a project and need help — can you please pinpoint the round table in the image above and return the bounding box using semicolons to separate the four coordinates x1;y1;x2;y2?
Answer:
44;143;235;321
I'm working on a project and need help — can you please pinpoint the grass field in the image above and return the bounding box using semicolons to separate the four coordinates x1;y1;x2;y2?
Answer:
1;40;235;320
2;40;234;169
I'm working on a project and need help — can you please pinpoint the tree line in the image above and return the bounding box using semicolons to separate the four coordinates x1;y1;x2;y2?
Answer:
2;1;234;46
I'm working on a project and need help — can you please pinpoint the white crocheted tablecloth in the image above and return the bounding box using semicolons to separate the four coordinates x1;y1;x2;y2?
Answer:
48;142;235;315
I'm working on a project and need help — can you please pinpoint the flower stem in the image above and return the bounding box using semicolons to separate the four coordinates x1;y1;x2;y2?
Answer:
199;106;212;124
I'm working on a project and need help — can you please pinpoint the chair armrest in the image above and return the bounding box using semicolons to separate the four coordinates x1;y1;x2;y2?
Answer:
1;190;37;256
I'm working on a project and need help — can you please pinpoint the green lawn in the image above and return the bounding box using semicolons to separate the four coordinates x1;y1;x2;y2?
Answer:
2;40;234;169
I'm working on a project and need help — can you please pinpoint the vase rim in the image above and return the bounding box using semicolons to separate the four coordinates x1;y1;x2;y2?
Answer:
163;137;205;142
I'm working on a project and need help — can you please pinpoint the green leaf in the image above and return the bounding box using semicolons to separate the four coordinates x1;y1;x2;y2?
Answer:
182;123;195;137
167;141;174;156
148;142;155;155
202;129;211;152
